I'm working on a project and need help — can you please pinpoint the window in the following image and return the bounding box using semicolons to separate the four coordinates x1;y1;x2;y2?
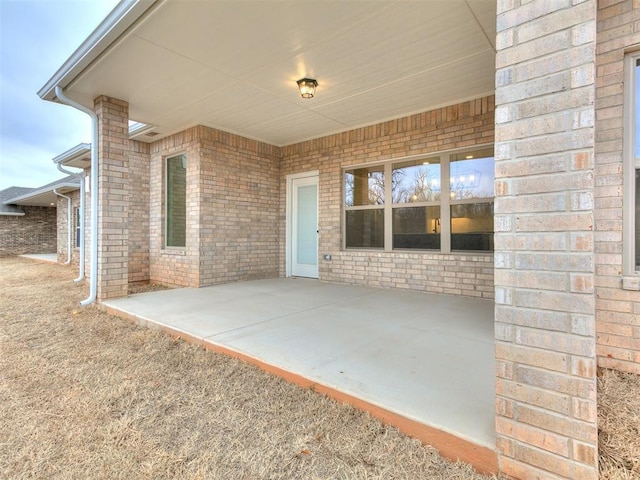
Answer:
75;207;81;248
449;151;495;251
165;153;187;248
344;165;384;248
343;147;494;252
392;157;442;250
624;54;640;276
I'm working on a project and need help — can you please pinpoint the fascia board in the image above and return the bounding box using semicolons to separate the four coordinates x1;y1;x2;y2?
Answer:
0;211;26;217
52;143;91;166
4;182;80;205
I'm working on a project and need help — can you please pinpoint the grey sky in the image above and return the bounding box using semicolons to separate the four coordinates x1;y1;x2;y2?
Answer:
0;0;118;190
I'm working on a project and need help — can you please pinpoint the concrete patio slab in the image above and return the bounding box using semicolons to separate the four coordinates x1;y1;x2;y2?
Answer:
103;278;496;471
20;253;57;263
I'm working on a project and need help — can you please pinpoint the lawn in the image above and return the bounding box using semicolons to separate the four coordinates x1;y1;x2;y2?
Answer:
1;256;638;479
0;257;492;479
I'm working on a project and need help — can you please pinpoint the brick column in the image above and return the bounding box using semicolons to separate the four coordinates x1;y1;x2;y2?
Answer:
494;1;598;479
94;96;130;300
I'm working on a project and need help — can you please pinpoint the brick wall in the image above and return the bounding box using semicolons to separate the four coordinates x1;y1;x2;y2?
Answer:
95;96;130;300
594;0;640;374
0;207;56;256
129;141;150;283
148;126;280;287
281;97;495;299
132;98;495;297
198;126;280;286
494;1;598;479
149;127;201;287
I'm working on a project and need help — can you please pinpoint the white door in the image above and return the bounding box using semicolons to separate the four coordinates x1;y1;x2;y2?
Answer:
291;175;319;278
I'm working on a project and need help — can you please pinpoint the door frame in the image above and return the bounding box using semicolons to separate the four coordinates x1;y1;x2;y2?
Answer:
286;170;319;277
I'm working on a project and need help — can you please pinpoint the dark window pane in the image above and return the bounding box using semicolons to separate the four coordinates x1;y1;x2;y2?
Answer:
635;169;640;270
75;208;81;247
451;203;494;251
392;157;441;204
345;209;384;248
166;154;187;247
345;166;384;206
392;206;441;249
636;60;640;158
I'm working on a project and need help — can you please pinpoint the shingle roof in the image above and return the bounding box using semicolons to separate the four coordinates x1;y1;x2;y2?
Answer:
0;175;81;213
0;187;34;215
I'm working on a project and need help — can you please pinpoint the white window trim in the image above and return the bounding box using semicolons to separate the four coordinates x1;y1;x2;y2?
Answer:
623;53;640;287
342;145;494;254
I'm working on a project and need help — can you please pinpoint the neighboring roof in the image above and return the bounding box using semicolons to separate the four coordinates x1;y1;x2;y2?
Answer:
0;187;33;216
53;143;91;169
38;0;496;147
2;176;81;208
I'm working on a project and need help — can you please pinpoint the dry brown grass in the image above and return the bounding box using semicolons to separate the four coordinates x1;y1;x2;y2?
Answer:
128;281;170;295
0;257;495;480
598;368;640;479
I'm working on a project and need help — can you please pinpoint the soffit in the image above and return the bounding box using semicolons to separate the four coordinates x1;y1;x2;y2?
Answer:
8;185;79;207
64;0;496;146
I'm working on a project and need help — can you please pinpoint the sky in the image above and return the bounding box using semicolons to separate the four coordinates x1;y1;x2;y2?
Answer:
0;0;119;190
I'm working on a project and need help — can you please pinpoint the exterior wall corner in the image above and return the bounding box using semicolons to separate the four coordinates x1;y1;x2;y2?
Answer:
494;1;599;478
94;95;130;301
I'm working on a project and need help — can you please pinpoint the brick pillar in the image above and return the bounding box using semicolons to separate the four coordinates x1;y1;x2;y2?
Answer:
94;96;130;300
494;1;598;479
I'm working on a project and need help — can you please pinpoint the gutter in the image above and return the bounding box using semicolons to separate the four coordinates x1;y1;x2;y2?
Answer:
55;86;98;306
53;189;73;265
54;155;87;282
6;182;79;205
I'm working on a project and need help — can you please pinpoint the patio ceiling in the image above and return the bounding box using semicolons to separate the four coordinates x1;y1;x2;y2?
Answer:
42;0;496;146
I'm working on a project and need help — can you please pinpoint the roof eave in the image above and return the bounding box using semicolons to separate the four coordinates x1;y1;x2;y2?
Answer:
37;0;158;102
0;211;26;217
4;182;81;205
52;143;91;166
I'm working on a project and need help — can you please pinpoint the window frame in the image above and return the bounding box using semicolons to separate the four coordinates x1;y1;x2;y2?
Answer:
344;166;386;249
342;144;494;254
164;152;187;249
623;52;640;277
74;207;81;248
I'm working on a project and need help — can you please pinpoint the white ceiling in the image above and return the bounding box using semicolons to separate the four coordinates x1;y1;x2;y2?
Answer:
65;0;496;146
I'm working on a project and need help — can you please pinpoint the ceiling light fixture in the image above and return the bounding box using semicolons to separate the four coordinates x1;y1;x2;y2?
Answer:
297;78;318;99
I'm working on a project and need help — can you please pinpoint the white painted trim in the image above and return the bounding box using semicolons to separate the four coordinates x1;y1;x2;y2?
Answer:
5;182;80;205
0;212;25;216
52;143;91;166
128;122;156;137
286;170;319;277
623;53;640;277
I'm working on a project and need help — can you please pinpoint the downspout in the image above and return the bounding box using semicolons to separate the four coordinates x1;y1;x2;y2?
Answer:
55;162;85;282
53;189;72;265
55;86;98;306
